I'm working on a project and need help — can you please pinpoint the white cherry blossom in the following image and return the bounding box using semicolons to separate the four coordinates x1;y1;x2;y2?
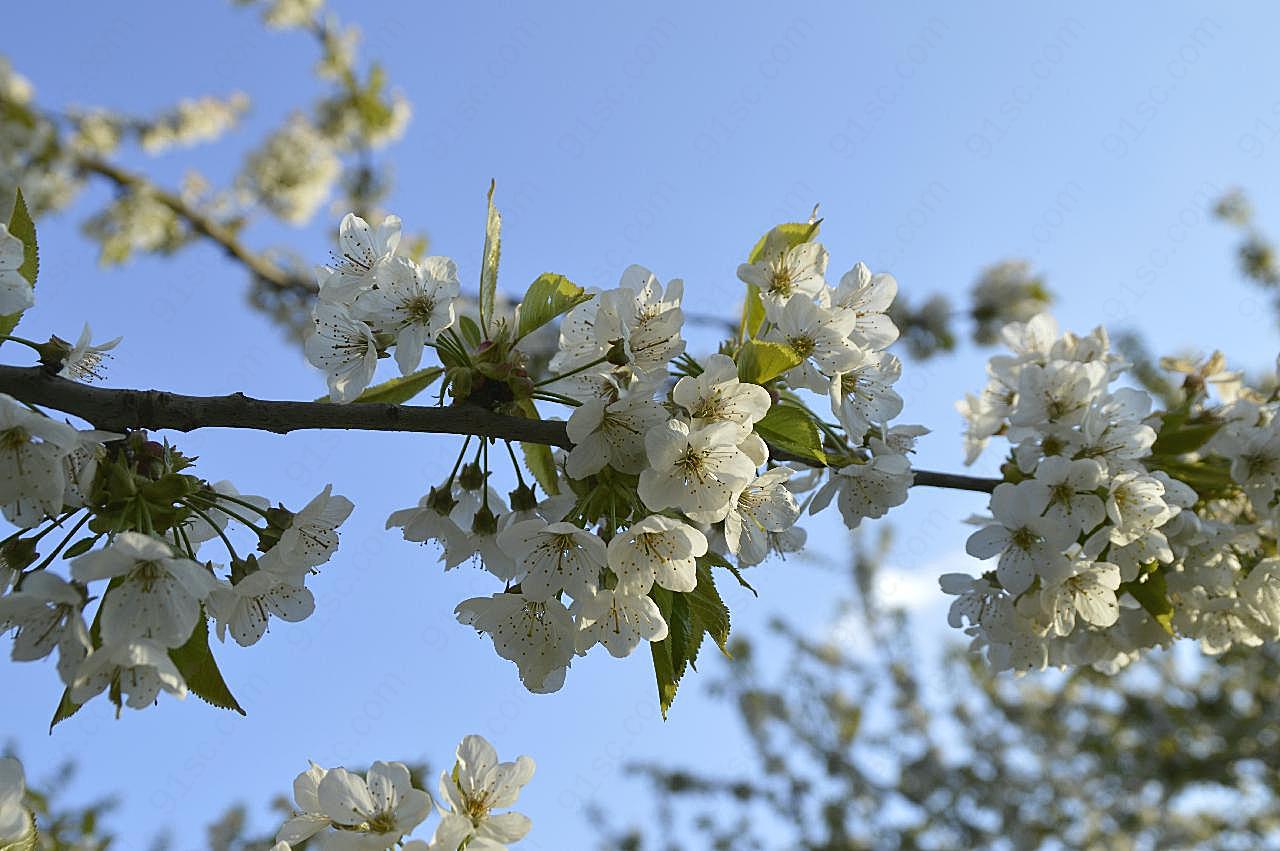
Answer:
305;302;379;403
574;586;668;657
564;392;667;480
70;637;188;708
274;484;355;570
317;212;402;304
606;514;708;594
671;353;771;429
71;532;216;647
496;520;605;601
637;420;757;523
736;240;827;306
455;592;575;693
57;322;122;382
0;757;33;846
0;571;90;684
1040;559;1122;636
428;734;534;851
829;261;899;350
354;255;460;374
964;482;1074;595
724;467;800;567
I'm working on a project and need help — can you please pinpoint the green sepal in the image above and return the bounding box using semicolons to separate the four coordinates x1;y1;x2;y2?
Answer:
516;273;592;341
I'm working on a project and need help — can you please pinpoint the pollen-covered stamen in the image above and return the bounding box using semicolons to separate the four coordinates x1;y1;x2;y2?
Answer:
403;294;438;326
788;334;816;358
0;426;30;451
768;257;795;298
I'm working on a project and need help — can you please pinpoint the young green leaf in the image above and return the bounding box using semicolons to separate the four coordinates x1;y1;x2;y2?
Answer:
514;398;561;495
479;180;502;337
458;314;483;349
168;612;246;714
688;560;732;659
318;367;444;405
746;219;821;265
736;338;802;385
755;405;827;465
516;273;592;340
741;283;767;339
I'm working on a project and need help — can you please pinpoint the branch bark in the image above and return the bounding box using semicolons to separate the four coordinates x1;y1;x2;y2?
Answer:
0;366;1000;494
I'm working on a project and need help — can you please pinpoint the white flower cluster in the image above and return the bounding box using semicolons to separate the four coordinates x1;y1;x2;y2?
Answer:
736;240;922;530
0;464;352;711
945;314;1280;673
240;115;341;225
305;213;460;401
275;733;534;851
138;93;251;154
384;226;922;695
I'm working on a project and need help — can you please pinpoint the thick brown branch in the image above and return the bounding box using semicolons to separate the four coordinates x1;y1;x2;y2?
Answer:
0;366;1000;494
0;366;570;446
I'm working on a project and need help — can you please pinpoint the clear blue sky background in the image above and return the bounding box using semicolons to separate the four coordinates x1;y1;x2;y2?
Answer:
5;3;1280;847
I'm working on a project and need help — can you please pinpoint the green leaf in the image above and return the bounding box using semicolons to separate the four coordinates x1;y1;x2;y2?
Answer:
746;219;821;265
458;315;483;349
736;338;802;385
513;398;560;495
169;612;246;714
649;604;680;720
320;367;444;405
689;560;732;659
1121;570;1175;635
516;273;592;340
48;687;84;731
0;188;38;343
1151;409;1223;457
479;180;502;337
741;283;767;339
754;405;827;465
700;548;758;597
647;562;734;717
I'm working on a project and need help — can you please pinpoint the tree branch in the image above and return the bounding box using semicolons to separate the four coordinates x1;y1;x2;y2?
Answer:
0;366;1001;494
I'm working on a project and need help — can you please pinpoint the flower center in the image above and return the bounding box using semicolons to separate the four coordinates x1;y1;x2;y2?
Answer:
405;294;437;324
0;426;30;451
789;335;816;358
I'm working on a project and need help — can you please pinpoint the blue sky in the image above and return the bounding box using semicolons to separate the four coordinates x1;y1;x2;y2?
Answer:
5;2;1280;846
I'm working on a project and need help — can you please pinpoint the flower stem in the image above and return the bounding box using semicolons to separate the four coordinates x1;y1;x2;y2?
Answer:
533;355;610;388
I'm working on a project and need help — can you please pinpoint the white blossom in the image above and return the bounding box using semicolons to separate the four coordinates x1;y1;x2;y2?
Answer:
57;322;122;382
606;514;708;594
455;592;575;693
829;261;899;350
354;255;459;374
564;392;667;480
70;637;188;709
317;212;403;304
0;571;90;684
496;520;606;601
0;757;33;845
573;586;669;657
428;734;534;851
724;467;799;566
637;420;757;523
71;532;216;647
305;303;379;403
671;354;771;429
737;240;827;307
